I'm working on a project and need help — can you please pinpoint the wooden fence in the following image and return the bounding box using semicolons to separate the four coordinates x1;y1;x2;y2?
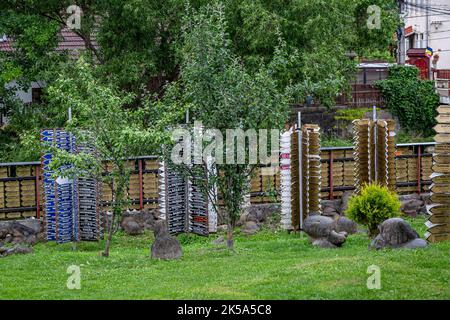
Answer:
0;142;434;220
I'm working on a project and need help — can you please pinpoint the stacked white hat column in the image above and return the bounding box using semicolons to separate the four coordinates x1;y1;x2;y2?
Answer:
280;129;293;230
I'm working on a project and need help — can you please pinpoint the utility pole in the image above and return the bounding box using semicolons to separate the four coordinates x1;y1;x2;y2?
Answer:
398;0;406;65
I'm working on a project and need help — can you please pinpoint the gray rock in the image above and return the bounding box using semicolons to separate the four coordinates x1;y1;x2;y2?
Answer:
0;220;41;245
322;204;339;217
237;213;249;226
150;220;182;260
121;208;158;231
0;223;9;239
328;230;347;246
0;244;33;258
311;239;337;248
303;215;349;248
420;193;431;205
398;194;421;202
370;218;427;250
234;204;280;226
304;215;335;238
217;224;228;232
339;191;353;214
419;205;429;216
17;219;41;234
401;197;424;217
241;221;260;235
250;203;280;223
400;238;428;249
121;217;143;235
212;236;225;245
321;199;341;209
335;216;358;234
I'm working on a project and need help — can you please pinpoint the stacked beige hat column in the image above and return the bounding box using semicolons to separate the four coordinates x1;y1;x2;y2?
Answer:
427;105;450;242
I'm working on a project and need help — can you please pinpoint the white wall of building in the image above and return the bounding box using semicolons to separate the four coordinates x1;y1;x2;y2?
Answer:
1;81;44;125
403;0;450;70
5;81;43;104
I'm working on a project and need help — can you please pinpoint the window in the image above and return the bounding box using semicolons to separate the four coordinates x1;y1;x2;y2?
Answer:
32;87;43;104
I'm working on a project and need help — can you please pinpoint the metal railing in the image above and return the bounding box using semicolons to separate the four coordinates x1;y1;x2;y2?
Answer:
0;142;436;220
320;142;435;199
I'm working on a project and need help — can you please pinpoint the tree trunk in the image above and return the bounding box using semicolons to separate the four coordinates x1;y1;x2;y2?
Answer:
102;212;115;257
226;222;234;250
368;227;379;239
102;164;126;257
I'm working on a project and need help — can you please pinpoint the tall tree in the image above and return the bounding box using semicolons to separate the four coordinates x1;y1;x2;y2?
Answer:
166;3;291;249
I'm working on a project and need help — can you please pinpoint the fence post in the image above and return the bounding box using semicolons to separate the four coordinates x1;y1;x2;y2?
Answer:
138;159;143;210
329;150;334;200
417;145;422;194
35;165;41;219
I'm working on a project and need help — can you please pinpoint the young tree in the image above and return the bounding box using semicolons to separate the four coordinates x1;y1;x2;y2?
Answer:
47;57;184;257
165;3;291;249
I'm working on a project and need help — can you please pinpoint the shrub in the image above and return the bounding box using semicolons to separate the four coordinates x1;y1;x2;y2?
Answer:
334;107;378;121
346;183;401;237
376;65;440;137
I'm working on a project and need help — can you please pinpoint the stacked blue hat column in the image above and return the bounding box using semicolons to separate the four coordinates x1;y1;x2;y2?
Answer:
41;129;78;243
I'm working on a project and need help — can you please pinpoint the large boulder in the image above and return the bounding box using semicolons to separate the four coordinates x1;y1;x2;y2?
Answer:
370;218;427;250
150;220;182;260
0;220;42;245
303;215;349;248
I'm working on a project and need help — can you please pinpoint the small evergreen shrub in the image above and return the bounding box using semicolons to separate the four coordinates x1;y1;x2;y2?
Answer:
346;184;401;237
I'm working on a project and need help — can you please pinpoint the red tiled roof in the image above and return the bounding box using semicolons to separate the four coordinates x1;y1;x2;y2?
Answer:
0;28;98;54
0;38;13;52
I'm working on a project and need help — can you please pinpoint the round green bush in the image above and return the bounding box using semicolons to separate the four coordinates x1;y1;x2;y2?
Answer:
346;183;401;237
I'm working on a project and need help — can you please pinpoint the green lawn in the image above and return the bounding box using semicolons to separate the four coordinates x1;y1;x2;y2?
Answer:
0;217;449;300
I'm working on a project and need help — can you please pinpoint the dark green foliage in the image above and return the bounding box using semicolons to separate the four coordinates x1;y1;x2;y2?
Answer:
346;183;401;237
0;0;401;161
377;65;440;137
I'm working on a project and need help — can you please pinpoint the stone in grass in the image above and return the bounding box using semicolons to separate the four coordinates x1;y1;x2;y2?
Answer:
150;220;182;260
303;215;349;248
241;221;260;235
121;217;143;236
335;216;358;235
370;218;427;250
212;235;225;245
0;244;33;258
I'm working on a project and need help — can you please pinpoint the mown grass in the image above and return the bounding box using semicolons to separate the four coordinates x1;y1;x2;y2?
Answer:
0;217;448;300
